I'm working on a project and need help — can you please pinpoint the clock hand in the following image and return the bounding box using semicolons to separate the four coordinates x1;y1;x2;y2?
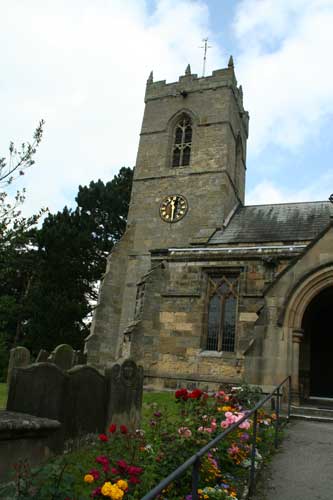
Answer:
170;200;175;221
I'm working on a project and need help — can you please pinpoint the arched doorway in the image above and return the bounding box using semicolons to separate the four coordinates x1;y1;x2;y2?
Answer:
300;286;333;398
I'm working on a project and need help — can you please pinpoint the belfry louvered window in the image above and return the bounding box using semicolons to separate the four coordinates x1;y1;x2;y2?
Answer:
172;115;192;167
206;274;239;352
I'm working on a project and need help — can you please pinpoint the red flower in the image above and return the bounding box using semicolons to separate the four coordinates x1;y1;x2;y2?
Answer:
127;465;143;476
116;459;129;471
120;424;128;434
175;388;189;401
89;469;100;480
109;423;117;433
99;433;108;442
92;487;102;497
111;467;119;475
129;476;141;484
189;388;203;400
96;455;109;465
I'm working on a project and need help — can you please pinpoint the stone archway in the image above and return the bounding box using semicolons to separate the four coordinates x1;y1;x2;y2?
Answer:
300;286;333;398
282;264;333;403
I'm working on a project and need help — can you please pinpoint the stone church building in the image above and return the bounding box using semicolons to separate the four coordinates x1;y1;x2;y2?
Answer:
85;59;333;403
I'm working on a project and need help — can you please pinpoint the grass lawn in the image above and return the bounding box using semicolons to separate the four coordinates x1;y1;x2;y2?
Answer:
0;383;7;409
0;382;174;416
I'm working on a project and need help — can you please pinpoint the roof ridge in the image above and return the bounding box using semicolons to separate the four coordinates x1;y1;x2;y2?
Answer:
243;200;331;208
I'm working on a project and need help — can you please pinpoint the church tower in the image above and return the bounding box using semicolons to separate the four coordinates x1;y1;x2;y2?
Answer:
86;59;249;368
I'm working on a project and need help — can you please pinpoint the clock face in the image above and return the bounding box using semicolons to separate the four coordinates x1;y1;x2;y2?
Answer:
159;194;188;223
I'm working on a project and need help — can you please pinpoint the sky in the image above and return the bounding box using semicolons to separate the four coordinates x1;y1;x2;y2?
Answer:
1;0;333;217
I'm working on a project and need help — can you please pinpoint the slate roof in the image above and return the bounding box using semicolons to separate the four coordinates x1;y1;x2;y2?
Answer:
209;201;333;244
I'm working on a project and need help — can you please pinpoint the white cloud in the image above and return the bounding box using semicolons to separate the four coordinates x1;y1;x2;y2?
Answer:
0;0;224;216
246;170;333;205
233;0;333;154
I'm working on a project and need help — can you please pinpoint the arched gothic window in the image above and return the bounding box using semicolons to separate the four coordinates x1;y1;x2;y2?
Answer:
172;115;192;167
206;274;239;352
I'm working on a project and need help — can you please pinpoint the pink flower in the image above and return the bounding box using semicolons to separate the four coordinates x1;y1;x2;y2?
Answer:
239;420;251;430
221;420;229;429
178;427;192;438
228;444;240;456
225;411;233;418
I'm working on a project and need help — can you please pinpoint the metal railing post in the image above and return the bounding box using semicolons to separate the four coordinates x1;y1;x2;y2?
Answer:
141;376;291;500
191;456;200;500
287;375;292;420
274;387;280;449
249;409;258;495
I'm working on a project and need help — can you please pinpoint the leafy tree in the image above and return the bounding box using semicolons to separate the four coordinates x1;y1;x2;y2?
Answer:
0;121;45;379
23;167;133;353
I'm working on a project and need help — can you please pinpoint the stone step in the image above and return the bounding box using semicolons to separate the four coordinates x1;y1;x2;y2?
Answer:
291;405;333;422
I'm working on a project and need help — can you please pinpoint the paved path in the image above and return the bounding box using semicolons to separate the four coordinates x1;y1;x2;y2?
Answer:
255;419;333;500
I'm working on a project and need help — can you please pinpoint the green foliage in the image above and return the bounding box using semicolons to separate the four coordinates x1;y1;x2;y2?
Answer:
0;334;9;382
3;387;282;499
0;166;133;354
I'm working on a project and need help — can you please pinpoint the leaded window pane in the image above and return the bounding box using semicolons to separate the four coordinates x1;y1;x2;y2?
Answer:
207;295;221;351
172;147;181;167
222;295;236;351
182;146;191;166
175;126;183;144
184;125;192;143
206;274;239;352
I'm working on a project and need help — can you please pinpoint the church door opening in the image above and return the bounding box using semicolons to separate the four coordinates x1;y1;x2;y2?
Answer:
300;286;333;398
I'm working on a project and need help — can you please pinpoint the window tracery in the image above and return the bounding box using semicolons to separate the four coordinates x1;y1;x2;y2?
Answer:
172;115;192;167
206;274;239;352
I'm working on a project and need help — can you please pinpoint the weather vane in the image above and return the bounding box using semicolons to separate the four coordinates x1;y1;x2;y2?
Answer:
199;37;212;77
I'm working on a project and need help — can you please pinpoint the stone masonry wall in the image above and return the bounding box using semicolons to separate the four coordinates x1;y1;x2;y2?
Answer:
130;247;299;390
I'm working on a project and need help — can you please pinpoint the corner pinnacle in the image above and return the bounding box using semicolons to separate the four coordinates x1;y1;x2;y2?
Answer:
228;55;234;68
185;64;191;75
147;71;153;84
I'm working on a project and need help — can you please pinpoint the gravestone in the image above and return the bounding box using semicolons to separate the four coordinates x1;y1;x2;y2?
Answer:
49;344;74;371
72;350;86;366
7;346;31;384
6;363;67;424
106;359;144;431
65;365;106;438
36;349;49;363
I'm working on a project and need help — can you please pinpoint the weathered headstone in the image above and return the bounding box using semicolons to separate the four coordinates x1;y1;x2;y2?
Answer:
6;347;30;385
6;363;67;423
72;350;86;366
65;366;106;438
36;349;49;363
106;359;143;431
49;344;74;371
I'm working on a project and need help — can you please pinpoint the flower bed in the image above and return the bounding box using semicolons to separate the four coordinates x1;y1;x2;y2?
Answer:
5;385;280;500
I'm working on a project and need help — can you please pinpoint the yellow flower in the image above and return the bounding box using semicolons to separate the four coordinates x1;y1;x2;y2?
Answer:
116;479;128;491
84;474;94;483
110;486;124;500
101;482;113;496
101;482;124;499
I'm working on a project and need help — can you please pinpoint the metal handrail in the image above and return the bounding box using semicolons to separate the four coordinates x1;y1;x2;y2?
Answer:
141;375;291;500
